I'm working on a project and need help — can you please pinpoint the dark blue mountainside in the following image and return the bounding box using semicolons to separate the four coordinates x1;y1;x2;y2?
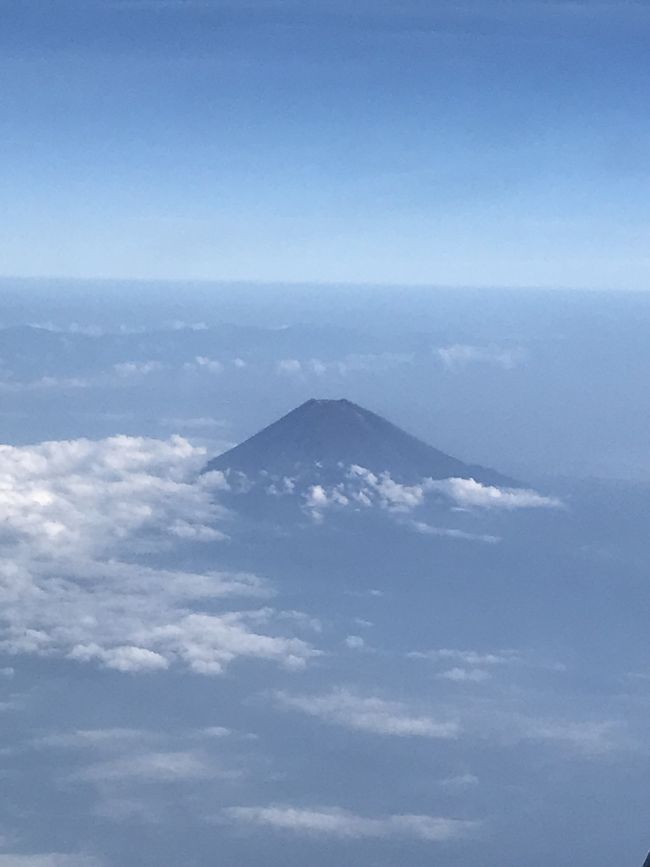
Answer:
205;398;514;487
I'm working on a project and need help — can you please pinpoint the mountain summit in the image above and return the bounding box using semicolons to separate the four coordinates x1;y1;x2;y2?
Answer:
205;399;513;487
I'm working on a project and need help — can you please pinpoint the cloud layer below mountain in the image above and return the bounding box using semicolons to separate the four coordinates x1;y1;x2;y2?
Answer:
0;436;317;674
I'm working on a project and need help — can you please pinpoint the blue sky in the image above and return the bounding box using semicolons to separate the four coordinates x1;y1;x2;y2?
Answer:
2;0;650;287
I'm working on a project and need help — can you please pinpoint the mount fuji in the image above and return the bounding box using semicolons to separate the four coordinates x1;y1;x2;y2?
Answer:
205;398;515;489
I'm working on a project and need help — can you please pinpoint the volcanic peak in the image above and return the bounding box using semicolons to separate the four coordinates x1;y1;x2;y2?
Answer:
205;398;513;488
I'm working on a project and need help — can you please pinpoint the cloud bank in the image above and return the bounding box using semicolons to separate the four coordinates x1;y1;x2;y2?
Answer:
0;436;318;675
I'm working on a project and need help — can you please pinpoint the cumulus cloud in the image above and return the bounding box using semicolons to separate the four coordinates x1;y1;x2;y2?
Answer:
302;467;560;520
0;436;318;675
429;477;561;510
221;805;476;842
273;688;459;738
437;343;525;370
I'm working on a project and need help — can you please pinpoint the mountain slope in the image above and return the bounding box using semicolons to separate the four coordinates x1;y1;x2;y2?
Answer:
205;399;514;487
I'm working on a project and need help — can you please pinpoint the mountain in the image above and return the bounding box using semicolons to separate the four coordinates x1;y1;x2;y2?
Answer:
205;398;514;488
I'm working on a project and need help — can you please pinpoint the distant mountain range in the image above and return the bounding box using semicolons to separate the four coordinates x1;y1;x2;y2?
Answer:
205;398;514;488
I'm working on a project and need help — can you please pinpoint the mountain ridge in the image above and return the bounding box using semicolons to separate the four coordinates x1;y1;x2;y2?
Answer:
205;398;515;488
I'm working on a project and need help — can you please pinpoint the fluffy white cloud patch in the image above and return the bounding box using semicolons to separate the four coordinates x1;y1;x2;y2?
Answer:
429;477;561;510
302;467;560;519
222;805;476;842
0;436;318;675
273;688;459;738
275;354;413;378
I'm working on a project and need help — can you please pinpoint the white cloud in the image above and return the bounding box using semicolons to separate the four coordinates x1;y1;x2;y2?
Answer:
34;728;156;750
69;645;169;672
302;467;559;519
520;719;625;756
0;857;101;867
273;688;459;738
0;377;91;393
113;361;164;377
74;751;220;783
410;521;500;543
437;668;492;683
437;343;525;371
347;466;425;512
439;773;480;789
410;648;523;684
275;354;413;378
276;359;302;375
185;356;223;374
429;477;561;510
408;649;521;667
222;805;476;842
0;436;318;675
198;726;232;739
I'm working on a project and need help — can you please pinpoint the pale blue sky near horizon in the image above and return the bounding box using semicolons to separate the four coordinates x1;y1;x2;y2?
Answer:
2;0;650;289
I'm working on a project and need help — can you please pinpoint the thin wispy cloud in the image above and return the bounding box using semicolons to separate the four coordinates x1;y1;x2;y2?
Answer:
273;688;459;738
437;343;526;371
222;805;477;842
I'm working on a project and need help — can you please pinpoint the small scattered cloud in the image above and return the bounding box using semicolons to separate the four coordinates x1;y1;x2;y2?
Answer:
437;668;492;683
520;719;626;756
0;857;102;867
437;344;526;371
439;773;480;789
276;359;303;375
429;477;562;510
275;354;413;378
184;356;223;374
273;688;459;738
33;728;156;750
408;649;521;667
73;751;221;784
221;805;477;842
113;361;164;377
409;521;500;544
